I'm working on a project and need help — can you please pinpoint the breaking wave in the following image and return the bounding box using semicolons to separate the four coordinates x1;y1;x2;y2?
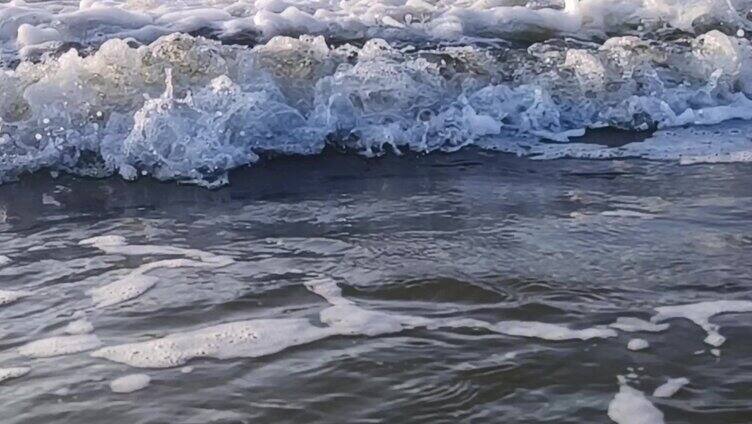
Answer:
2;0;752;186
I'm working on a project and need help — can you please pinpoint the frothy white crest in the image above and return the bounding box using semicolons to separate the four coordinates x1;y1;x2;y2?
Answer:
653;300;752;347
1;0;749;55
0;255;12;267
0;23;752;186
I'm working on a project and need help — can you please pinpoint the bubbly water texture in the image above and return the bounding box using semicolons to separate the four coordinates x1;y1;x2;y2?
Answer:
2;0;752;185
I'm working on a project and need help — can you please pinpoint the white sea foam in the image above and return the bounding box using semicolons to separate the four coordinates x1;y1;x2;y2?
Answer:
65;318;94;335
0;367;30;384
0;289;30;306
92;278;616;368
82;235;234;307
0;0;749;56
109;374;151;393
19;334;102;358
0;10;752;186
91;318;337;368
610;317;669;333
653;377;689;398
608;378;665;424
627;338;650;351
0;255;11;267
653;300;752;347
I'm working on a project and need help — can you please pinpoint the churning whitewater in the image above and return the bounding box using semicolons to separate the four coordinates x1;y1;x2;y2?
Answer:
2;0;752;186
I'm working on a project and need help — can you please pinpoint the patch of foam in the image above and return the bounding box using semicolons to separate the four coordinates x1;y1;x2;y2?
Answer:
82;235;234;307
88;259;210;308
0;289;30;306
307;278;616;341
19;334;102;358
653;300;752;347
80;236;234;266
92;278;616;369
0;367;30;384
491;320;617;341
652;377;689;398
610;317;669;333
109;374;151;393
65;318;94;335
89;273;159;308
91;318;336;368
627;338;650;351
608;378;665;424
0;255;11;267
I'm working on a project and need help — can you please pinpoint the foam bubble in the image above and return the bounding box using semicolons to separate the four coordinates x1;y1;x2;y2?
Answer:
19;334;102;358
652;377;689;398
109;374;151;393
627;338;650;351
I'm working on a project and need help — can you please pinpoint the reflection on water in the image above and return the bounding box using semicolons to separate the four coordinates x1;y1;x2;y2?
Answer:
1;150;752;423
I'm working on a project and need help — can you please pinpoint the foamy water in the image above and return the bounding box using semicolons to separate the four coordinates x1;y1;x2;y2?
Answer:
2;0;752;185
1;154;752;422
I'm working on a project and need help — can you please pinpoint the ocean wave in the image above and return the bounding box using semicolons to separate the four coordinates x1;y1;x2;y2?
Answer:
1;0;752;186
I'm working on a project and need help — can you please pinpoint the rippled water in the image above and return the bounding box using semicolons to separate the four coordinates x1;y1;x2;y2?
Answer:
1;150;751;423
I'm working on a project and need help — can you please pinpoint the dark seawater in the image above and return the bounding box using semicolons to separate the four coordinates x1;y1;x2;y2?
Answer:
1;150;752;423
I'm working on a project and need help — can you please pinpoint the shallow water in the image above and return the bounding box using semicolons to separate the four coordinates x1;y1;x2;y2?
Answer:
0;150;751;423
